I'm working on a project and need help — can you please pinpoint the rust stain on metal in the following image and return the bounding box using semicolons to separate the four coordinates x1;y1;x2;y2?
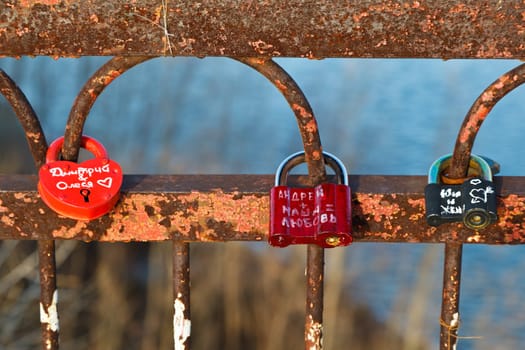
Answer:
99;69;122;86
407;198;425;221
292;103;314;119
356;193;402;222
3;1;525;58
0;68;48;167
274;79;287;92
305;244;324;350
457;104;488;144
40;188;268;242
304;120;318;134
0;175;525;244
19;0;62;6
1;212;15;226
38;239;59;350
104;193;172;241
191;191;268;239
451;63;525;177
439;243;462;350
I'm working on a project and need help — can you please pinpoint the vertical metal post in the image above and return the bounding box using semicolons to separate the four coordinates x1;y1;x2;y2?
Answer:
0;69;58;350
234;58;327;349
305;245;324;350
439;243;462;350
173;241;191;350
441;64;525;350
38;240;59;350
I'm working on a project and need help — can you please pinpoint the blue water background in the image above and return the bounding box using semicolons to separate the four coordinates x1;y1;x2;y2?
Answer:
2;57;525;349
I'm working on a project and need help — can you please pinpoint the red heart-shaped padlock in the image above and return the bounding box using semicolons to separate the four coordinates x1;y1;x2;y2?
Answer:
38;135;123;221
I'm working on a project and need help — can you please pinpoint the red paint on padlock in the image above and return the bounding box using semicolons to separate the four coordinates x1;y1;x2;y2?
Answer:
269;151;352;248
38;135;123;221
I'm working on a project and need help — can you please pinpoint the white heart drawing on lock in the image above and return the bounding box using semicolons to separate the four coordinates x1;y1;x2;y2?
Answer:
469;187;493;204
97;177;113;189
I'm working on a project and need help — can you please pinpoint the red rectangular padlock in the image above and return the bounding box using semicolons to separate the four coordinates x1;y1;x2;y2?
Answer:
269;152;352;248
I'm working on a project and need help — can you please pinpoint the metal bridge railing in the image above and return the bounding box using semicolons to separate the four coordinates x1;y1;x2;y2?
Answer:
2;2;525;350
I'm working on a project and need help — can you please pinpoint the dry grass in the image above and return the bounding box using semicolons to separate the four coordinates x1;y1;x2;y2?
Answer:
0;241;429;350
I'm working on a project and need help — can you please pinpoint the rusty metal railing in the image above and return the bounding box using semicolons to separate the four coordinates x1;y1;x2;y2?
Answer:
2;1;525;59
2;171;525;349
438;63;525;350
0;69;58;349
1;54;332;349
3;174;525;244
2;2;525;350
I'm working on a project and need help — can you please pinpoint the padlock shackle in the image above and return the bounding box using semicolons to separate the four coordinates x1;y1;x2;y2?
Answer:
275;151;349;186
46;135;108;164
428;153;492;184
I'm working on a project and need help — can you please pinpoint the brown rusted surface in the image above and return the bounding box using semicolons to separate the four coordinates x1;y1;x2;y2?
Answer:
1;174;525;243
439;243;462;350
38;240;59;350
0;69;47;168
305;245;324;350
439;63;525;349
2;1;525;59
1;67;59;350
450;63;525;178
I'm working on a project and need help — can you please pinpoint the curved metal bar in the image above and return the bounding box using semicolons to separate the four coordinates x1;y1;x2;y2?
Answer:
59;55;196;349
0;69;58;350
62;56;152;161
234;58;327;350
449;63;525;178
234;58;326;185
438;63;525;350
64;56;328;183
0;69;48;168
63;56;328;349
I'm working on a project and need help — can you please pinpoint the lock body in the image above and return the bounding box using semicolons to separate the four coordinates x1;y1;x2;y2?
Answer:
269;152;352;248
38;136;123;221
424;154;497;230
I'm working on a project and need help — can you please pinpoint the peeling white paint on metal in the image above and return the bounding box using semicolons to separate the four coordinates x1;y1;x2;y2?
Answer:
306;314;323;350
173;293;191;350
40;289;59;332
451;312;459;350
451;312;459;327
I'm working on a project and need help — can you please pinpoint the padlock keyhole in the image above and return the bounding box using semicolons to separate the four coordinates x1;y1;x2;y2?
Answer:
80;189;91;203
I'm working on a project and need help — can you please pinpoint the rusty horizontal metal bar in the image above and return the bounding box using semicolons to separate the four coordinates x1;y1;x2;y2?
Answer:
1;1;525;59
1;174;525;243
